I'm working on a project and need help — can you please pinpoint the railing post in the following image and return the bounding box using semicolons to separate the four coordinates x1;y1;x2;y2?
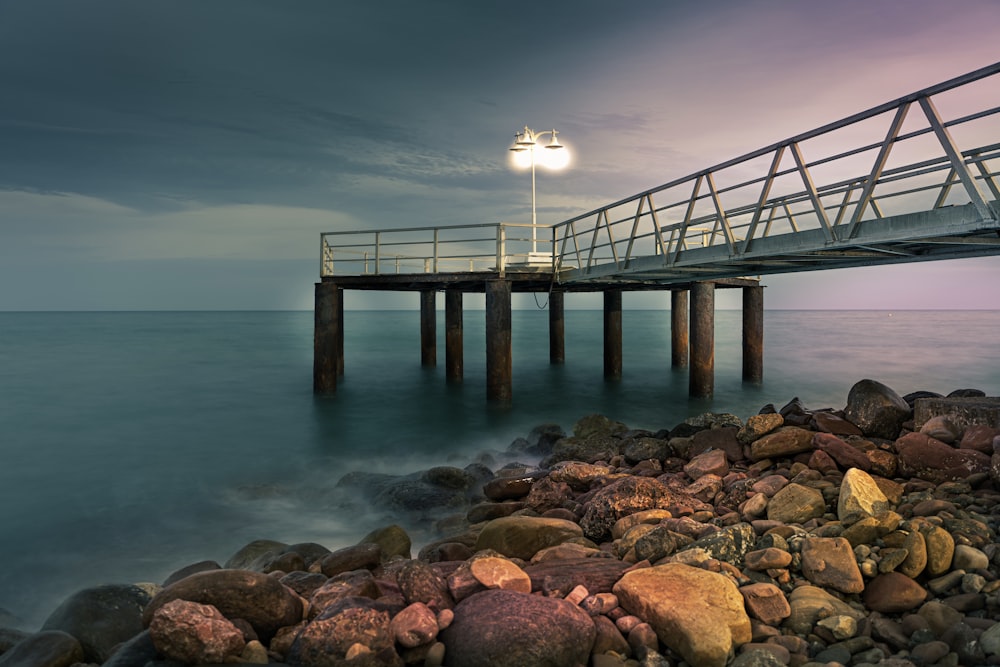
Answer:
433;228;439;273
496;225;507;276
374;231;381;274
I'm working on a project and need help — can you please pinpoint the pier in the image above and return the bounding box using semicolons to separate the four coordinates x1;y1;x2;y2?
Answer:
315;62;1000;401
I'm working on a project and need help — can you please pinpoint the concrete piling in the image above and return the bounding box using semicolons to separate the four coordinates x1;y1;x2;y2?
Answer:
689;281;715;398
486;280;512;402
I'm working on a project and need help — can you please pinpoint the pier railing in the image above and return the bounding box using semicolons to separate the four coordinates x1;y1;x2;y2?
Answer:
320;222;555;277
553;61;1000;281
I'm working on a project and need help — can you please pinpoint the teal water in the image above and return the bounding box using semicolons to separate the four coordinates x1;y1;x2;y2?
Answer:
1;309;999;627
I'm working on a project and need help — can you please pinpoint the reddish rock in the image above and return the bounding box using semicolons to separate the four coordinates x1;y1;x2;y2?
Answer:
960;425;1000;455
395;560;454;612
863;572;928;613
739;583;791;625
744;548;792;571
684;448;730;480
592;614;630;657
141;569;303;642
750;474;788;497
482;475;537;501
440;590;595;667
690;427;744;462
523;477;574;514
390;602;438;649
287;597;400;667
800;537;864;594
807;449;840;474
867;449;898;478
896;432;991;483
813;432;871;471
315;542;381;577
148;600;245;664
469;557;531;593
579;476;685;542
749;427;815;461
310;569;381;617
812;411;864;436
523;558;631;597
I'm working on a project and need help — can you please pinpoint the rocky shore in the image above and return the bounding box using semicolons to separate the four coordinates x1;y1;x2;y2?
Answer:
3;379;1000;667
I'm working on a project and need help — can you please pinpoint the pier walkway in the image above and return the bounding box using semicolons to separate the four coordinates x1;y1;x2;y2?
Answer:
315;62;1000;401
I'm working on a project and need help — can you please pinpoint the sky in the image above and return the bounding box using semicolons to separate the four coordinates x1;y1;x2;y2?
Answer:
1;0;999;311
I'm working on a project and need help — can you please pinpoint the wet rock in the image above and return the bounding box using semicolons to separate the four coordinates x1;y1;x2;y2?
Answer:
148;599;245;664
40;583;151;663
142;569;303;642
844;379;911;439
549;461;615;490
896;432;991;483
310;569;381;616
737;413;784;445
287;596;400;667
474;516;583;560
395;559;453;612
440;589;595;667
0;630;83;667
580;476;684;542
389;602;438;649
359;524;412;560
614;563;751;667
315;542;382;577
744;548;792;571
469;557;531;593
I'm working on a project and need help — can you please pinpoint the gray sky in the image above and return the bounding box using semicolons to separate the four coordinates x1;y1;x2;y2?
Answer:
1;0;998;310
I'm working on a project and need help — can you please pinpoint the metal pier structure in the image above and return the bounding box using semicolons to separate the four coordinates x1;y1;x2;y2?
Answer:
315;62;1000;401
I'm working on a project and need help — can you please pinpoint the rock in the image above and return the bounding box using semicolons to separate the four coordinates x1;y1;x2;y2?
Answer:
816;614;858;640
0;630;83;667
469;557;531;593
524;476;574;513
687;522;757;566
141;569;303;642
482;474;540;501
959;424;1000;455
749;427;815;461
953;544;990;570
744;548;792;571
814;432;871;471
101;630;158;667
843;379;911;439
544;435;621;466
622;436;671;463
896;432;991;483
389;602;438;649
737;413;784;445
812;411;864;436
287;596;400;667
310;569;381;616
766;483;825;524
315;542;382;577
148;599;245;663
591;614;630;657
580;476;685;542
474;516;583;560
920;415;962;444
611;509;673;540
614;563;751;667
689;427;744;462
920;524;955;577
739;583;791;625
40;583;151;663
224;539;288;569
359;524;412;560
863;572;928;613
163;560;223;587
373;478;467;514
784;586;864;636
800;537;864;594
440;589;596;667
549;461;615;490
523;558;631;597
837;467;890;524
684;448;729;480
396;560;454;612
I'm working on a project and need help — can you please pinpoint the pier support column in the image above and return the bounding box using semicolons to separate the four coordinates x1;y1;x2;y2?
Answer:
446;289;463;383
549;291;565;364
604;289;623;380
420;290;436;367
743;285;764;384
689;281;715;398
671;290;689;368
486;279;512;402
337;288;345;376
313;281;341;394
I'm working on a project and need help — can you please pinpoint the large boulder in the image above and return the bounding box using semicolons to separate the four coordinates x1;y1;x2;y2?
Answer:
843;379;911;440
896;432;991;483
837;468;890;524
440;589;595;667
40;584;151;663
749;427;815;461
473;516;583;560
579;476;685;542
614;563;751;667
0;631;83;667
286;597;400;667
141;569;303;642
148;600;245;664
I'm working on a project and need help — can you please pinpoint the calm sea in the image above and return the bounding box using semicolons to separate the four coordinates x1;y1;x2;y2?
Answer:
1;309;999;627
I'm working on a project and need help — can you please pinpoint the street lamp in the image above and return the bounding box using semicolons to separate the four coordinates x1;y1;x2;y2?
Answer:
509;126;569;254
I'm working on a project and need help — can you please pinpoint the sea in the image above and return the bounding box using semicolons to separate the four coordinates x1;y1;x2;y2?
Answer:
2;309;999;628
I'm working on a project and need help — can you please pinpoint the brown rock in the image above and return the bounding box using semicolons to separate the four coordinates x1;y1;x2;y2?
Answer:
814;432;871;471
744;548;792;571
807;449;840;474
523;477;574;514
920;524;955;577
395;560;454;612
959;424;1000;455
592;614;631;657
785;586;864;636
867;449;899;478
690;427;744;462
310;569;381;617
896;432;991;483
474;516;583;560
482;475;538;501
684;448;729;480
766;483;825;524
920;416;962;444
148;600;245;664
812;411;864;436
737;413;784;445
440;589;595;667
0;631;84;667
739;583;791;625
579;476;684;542
523;558;631;597
611;509;673;540
549;461;615;490
614;563;751;667
750;474;788;497
800;537;864;594
837;467;890;524
863;573;928;613
287;597;400;667
390;602;438;649
469;557;531;593
141;569;303;642
315;542;382;577
749;427;815;461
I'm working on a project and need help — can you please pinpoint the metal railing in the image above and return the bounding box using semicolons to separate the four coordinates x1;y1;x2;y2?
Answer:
321;222;556;277
553;61;1000;280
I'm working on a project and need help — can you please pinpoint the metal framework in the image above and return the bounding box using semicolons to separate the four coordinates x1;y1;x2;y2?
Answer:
321;62;1000;285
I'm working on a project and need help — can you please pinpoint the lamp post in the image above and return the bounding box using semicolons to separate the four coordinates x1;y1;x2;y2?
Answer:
509;126;568;254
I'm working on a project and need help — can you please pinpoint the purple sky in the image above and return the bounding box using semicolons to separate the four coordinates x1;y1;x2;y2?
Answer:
1;0;998;310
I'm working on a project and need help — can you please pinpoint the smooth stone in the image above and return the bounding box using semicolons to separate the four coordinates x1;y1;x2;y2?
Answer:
148;599;245;664
863;572;928;613
549;461;615;490
389;602;438;649
896;432;991;483
816;614;858;640
739;583;791;625
0;630;83;667
224;539;288;569
684;448;730;480
953;544;990;570
40;583;152;663
359;524;412;560
800;537;864;594
785;586;864;636
611;509;673;540
920;416;962;444
396;559;453;612
812;411;864;436
843;379;911;440
920;524;955;577
310;569;381;616
315;542;382;577
737;413;784;445
614;562;751;667
474;516;583;560
749;427;815;461
766;483;825;524
440;589;595;667
814;432;871;471
469;557;532;593
101;630;158;667
744;547;792;571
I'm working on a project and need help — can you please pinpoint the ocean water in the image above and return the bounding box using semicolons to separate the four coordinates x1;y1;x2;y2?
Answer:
1;308;999;628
